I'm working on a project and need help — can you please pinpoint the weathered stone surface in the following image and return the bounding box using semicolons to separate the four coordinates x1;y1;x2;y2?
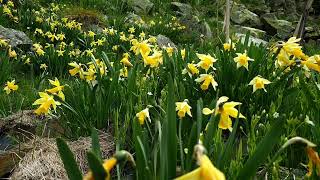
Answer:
127;0;154;14
0;25;32;48
124;13;143;25
234;25;266;39
171;2;193;17
156;34;177;49
262;13;294;38
231;3;262;27
235;33;268;46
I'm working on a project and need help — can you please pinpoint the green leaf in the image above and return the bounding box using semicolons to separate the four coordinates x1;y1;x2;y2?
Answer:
91;128;102;161
166;74;177;179
87;151;108;180
237;115;286;179
56;138;83;180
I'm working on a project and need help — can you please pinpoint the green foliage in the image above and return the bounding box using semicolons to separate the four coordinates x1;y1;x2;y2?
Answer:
56;138;83;180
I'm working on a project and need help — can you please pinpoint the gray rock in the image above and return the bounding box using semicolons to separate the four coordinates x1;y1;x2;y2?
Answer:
231;3;262;27
179;16;212;39
234;25;266;39
262;13;294;38
170;2;193;17
127;0;154;14
235;33;268;46
0;25;32;48
124;13;142;24
156;34;177;49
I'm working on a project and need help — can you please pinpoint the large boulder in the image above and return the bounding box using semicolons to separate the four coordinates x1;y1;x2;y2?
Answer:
156;34;177;49
171;2;193;17
0;25;32;48
170;2;212;40
127;0;154;14
262;13;294;38
231;3;262;27
234;25;266;39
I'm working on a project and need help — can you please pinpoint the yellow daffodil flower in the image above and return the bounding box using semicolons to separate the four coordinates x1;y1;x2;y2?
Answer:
234;52;254;70
175;100;192;119
182;63;199;77
136;108;151;125
143;50;163;68
84;151;134;180
128;27;135;33
181;49;186;60
203;96;245;131
195;74;218;91
176;144;225;180
280;37;302;56
40;63;48;70
68;62;84;78
249;76;271;93
8;48;17;59
120;53;133;67
87;31;96;38
166;47;174;57
275;49;294;68
301;58;320;73
4;80;18;94
0;38;8;47
33;92;61;115
46;78;65;101
223;42;234;51
196;53;217;71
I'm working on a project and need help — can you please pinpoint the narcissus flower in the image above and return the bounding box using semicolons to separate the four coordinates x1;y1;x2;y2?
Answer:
234;52;254;70
175;144;225;180
195;74;218;91
143;50;163;68
4;80;18;94
8;48;17;58
280;37;302;56
223;42;234;51
181;49;186;60
68;62;84;78
40;63;48;70
249;76;271;93
175;100;192;119
203;96;245;131
84;150;135;180
46;78;65;101
182;63;199;77
33;92;61;115
301;58;320;73
120;53;133;67
196;53;217;71
136;108;151;125
166;47;174;57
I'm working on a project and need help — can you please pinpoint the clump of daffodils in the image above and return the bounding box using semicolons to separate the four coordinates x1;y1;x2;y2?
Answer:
203;96;245;131
275;37;320;73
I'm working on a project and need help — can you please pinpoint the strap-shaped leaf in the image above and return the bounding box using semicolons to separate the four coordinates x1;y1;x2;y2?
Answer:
91;128;102;161
87;151;108;180
56;138;83;180
237;115;286;179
